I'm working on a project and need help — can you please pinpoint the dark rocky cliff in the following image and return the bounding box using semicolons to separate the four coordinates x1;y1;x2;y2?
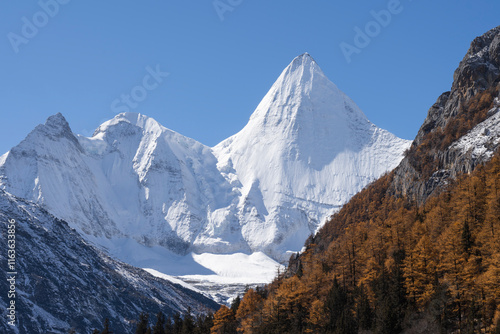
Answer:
391;25;500;202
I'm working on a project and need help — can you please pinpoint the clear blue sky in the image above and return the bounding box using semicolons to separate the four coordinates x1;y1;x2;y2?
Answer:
0;1;499;155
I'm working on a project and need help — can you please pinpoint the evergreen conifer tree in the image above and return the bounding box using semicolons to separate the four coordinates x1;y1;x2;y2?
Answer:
152;311;166;334
136;312;150;334
181;309;195;334
230;295;241;313
172;312;183;334
356;283;373;330
164;315;173;334
101;318;113;334
325;277;356;334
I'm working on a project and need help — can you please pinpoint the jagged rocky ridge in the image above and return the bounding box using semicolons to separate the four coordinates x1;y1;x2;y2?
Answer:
0;189;218;334
391;25;500;202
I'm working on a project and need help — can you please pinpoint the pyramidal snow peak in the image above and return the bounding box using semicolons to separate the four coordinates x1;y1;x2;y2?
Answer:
214;53;411;258
0;55;410;276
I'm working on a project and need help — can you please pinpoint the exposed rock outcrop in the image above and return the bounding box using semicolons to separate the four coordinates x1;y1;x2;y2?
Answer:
391;25;500;202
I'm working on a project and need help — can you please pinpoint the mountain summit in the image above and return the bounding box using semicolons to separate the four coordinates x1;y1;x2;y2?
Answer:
0;54;410;272
214;54;411;257
246;52;369;134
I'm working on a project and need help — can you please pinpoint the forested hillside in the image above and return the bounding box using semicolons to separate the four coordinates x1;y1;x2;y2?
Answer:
203;26;500;334
108;151;500;334
204;152;498;333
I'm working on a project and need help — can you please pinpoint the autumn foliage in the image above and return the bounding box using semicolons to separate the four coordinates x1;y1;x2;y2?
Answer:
211;153;500;333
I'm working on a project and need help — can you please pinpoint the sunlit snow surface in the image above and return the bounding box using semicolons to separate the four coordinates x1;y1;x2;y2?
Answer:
0;54;411;302
88;235;283;303
450;102;500;159
144;252;284;304
213;54;411;259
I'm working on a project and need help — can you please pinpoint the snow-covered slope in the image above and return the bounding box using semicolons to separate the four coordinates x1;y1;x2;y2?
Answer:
214;53;411;258
0;54;410;268
0;112;243;255
0;189;218;334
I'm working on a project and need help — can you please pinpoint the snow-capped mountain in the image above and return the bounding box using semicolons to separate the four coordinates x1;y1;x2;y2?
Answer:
0;54;410;268
214;53;411;258
0;189;218;334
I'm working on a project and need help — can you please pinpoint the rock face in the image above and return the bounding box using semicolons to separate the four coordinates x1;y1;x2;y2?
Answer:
0;189;218;334
391;26;500;202
0;54;410;262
